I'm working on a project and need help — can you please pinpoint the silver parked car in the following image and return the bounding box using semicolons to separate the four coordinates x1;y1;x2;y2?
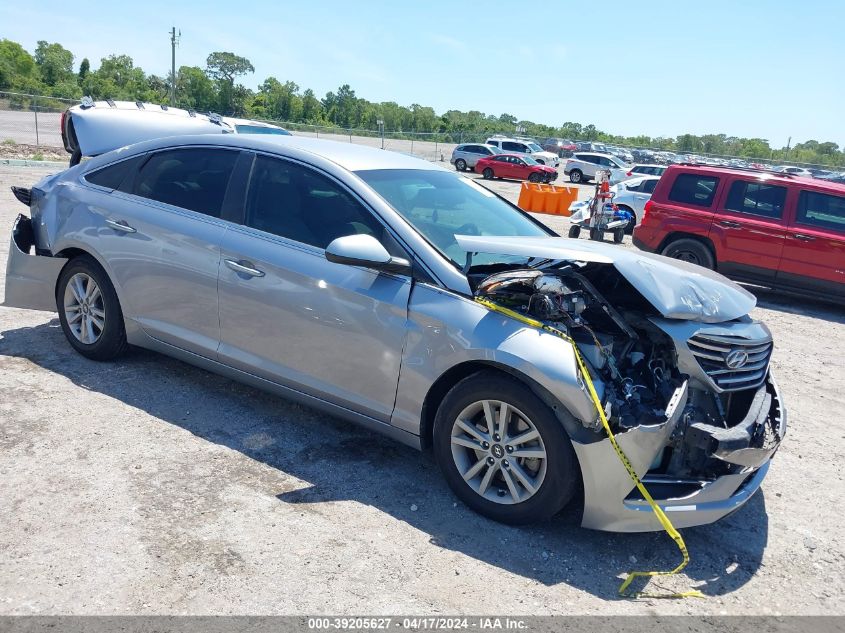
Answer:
450;143;503;172
4;134;785;532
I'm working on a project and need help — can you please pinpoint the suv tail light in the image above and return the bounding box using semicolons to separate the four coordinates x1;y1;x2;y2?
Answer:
642;200;654;224
626;170;633;176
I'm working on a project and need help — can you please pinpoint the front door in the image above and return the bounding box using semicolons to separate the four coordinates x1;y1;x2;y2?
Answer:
216;154;412;421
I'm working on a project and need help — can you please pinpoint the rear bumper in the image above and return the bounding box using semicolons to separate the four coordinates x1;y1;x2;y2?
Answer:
3;215;66;312
632;235;653;252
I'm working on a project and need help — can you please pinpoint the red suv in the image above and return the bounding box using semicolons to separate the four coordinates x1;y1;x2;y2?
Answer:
633;164;845;303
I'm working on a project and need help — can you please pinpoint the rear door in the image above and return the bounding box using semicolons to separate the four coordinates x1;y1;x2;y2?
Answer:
708;177;788;281
90;146;242;357
216;153;412;421
647;171;720;244
778;188;845;294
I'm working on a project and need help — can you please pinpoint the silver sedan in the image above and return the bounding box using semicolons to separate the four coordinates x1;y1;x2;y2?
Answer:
4;134;785;531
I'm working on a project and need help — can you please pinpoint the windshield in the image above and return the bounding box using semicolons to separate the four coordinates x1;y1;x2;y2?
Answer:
522;156;539;165
355;169;550;268
488;145;504;154
235;124;292;135
527;143;543;152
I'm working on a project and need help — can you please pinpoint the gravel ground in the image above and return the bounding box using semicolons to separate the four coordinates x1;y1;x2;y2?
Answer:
1;163;844;616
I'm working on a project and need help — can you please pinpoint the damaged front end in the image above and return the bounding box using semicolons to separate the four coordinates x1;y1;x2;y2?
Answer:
472;260;785;532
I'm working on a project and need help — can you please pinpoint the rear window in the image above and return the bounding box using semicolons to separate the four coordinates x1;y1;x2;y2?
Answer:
724;180;786;219
668;174;719;207
797;190;845;232
133;148;239;218
84;155;145;191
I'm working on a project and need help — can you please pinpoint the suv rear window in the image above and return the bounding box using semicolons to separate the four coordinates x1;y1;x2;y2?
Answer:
724;180;787;219
797;190;845;232
668;174;719;207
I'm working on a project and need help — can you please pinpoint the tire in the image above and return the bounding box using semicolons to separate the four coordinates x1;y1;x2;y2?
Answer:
661;238;715;269
613;228;624;243
482;167;494;180
569;169;583;183
56;255;128;361
568;226;581;238
528;172;541;183
433;371;579;525
589;228;603;241
455;158;467;172
616;204;636;235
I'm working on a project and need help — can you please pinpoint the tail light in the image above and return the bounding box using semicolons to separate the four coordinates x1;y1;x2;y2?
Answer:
60;110;66;135
626;170;632;176
642;200;654;224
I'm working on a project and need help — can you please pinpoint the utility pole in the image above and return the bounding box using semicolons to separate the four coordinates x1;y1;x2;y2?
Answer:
377;120;384;149
170;27;180;106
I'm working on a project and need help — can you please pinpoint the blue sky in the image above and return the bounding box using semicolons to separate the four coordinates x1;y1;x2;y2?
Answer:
2;0;843;147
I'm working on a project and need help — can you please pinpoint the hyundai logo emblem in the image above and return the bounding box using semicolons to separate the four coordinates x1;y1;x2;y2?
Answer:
725;349;749;370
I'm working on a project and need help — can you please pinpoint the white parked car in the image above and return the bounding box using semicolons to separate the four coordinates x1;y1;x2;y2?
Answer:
610;175;660;232
485;137;559;167
562;152;629;184
775;165;813;178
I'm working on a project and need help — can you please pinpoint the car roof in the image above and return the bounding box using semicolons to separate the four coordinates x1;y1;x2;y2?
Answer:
666;163;845;192
90;133;446;173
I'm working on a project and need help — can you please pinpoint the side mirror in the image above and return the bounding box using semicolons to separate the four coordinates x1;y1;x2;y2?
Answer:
325;234;412;275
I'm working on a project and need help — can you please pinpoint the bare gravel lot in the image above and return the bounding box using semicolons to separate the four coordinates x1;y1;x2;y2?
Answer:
1;163;844;615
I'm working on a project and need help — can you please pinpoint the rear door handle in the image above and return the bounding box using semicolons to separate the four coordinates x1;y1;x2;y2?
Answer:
225;259;265;277
105;218;136;233
793;233;815;241
717;220;742;228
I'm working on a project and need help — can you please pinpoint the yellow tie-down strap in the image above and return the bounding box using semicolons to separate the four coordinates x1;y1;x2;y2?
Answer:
475;297;704;599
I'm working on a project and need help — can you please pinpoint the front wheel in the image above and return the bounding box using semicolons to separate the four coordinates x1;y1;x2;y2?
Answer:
482;167;494;180
528;172;541;183
433;371;580;525
57;255;128;361
661;238;715;269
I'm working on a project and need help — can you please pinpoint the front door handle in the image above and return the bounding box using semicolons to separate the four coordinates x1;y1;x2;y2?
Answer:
225;259;265;277
793;233;816;241
105;218;136;233
717;220;742;228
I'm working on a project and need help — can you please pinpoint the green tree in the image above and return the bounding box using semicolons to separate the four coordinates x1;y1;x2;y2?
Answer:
0;39;42;93
205;52;254;114
176;65;216;112
78;58;89;84
34;41;74;87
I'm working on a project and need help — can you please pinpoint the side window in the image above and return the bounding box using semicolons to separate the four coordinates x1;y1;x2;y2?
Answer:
502;142;523;152
244;155;387;249
133;148;239;217
724;180;787;219
667;174;719;207
493;156;509;162
797;191;845;233
487;140;499;147
480;146;493;155
641;179;658;195
84;155;145;191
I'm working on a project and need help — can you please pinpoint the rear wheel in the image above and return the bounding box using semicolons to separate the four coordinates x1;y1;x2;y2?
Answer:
661;238;715;269
455;158;467;172
433;371;579;525
613;228;625;243
568;226;581;238
57;255;128;361
482;167;494;180
569;169;583;183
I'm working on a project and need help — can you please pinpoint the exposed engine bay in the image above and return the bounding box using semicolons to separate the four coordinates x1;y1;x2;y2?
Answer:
472;263;785;483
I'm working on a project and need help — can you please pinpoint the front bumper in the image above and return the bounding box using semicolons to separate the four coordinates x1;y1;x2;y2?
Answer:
3;215;66;312
571;373;786;532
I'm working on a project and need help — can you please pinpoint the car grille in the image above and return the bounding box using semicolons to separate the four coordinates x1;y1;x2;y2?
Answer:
688;333;773;391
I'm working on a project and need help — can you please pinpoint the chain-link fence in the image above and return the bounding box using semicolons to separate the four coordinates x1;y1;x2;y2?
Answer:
0;91;76;150
1;91;843;174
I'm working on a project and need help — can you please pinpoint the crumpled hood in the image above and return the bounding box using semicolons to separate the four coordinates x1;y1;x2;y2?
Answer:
456;235;756;323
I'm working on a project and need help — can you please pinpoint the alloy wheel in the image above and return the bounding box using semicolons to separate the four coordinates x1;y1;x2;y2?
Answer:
63;272;105;344
450;399;547;505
